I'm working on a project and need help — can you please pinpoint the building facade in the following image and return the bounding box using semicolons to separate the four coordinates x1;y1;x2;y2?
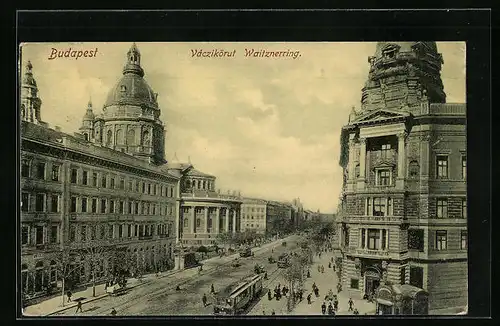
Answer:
240;198;268;234
266;201;294;236
337;42;467;313
175;161;242;247
20;44;179;299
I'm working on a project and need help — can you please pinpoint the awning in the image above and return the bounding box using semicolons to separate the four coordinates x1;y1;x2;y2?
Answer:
376;298;394;306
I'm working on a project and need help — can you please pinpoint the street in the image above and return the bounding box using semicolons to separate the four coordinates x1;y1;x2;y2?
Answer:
52;235;300;316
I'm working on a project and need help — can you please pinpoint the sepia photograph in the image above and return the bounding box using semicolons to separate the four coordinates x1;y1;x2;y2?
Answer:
19;41;467;317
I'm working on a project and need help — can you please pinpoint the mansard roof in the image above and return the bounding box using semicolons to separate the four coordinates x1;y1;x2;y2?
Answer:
21;121;179;180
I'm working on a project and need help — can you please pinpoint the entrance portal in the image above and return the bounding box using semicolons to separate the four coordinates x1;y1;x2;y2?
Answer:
364;268;381;297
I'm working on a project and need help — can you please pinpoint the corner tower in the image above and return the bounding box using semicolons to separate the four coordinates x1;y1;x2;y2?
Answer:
20;61;45;125
362;42;446;112
102;43;166;165
79;98;95;141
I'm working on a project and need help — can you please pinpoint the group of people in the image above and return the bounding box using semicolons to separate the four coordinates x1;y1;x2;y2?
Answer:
267;283;290;301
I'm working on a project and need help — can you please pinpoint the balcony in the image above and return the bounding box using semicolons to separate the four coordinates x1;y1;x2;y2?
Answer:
355;248;390;257
342;215;405;225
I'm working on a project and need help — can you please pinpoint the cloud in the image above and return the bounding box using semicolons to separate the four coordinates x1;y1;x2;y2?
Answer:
20;42;466;212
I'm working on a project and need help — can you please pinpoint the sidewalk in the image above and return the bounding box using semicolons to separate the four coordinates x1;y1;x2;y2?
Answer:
23;269;180;317
291;253;376;316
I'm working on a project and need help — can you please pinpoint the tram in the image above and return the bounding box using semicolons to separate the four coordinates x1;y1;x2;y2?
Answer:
213;274;264;315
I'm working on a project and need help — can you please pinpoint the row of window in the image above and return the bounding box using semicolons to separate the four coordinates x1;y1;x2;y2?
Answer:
182;217;233;229
21;193;60;213
245;223;264;228
69;223;171;242
21;225;58;246
20;159;175;197
407;228;467;251
360;197;467;218
184;178;214;191
242;207;266;213
436;155;466;180
181;207;232;215
70;196;174;216
242;214;265;220
436;198;467;218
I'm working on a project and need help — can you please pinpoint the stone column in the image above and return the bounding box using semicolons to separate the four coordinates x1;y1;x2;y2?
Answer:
205;207;209;233
215;207;220;234
396;132;406;188
225;208;229;233
232;210;237;233
191;206;196;234
359;137;367;179
365;229;368;249
348;134;356;181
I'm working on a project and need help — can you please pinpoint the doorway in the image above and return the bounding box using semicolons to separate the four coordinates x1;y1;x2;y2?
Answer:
365;275;380;297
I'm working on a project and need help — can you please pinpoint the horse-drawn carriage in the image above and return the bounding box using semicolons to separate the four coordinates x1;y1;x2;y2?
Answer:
268;256;276;264
106;283;127;296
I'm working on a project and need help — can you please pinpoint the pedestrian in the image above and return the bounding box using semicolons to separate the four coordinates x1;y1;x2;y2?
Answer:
176;285;181;291
307;293;312;304
66;290;72;302
317;265;321;273
110;308;117;316
271;309;276;315
333;264;336;272
268;289;272;301
211;284;215;294
312;282;316;291
328;262;332;269
75;300;83;313
307;270;311;278
104;281;108;290
328;302;335;315
262;310;266;315
348;297;354;311
321;302;326;315
331;257;334;263
353;308;359;315
202;293;208;307
321;265;325;273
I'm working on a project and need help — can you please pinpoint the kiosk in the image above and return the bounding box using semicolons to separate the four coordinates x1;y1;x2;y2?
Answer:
375;283;429;315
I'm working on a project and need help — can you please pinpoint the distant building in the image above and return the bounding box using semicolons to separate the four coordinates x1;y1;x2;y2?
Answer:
20;44;178;300
266;201;294;236
240;198;267;234
337;42;467;314
174;160;242;247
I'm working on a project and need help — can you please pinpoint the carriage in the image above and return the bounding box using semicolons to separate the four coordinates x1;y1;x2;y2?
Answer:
213;274;264;315
106;283;127;296
277;253;291;268
239;247;253;257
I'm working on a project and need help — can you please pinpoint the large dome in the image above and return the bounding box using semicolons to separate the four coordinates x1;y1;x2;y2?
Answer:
103;43;158;110
374;42;438;58
104;73;158;109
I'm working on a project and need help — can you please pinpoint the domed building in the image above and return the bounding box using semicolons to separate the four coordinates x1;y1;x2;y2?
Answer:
337;42;467;314
20;45;179;304
80;43;166;165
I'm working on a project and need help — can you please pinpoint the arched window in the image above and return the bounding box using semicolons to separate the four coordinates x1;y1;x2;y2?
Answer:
409;160;420;178
83;133;89;141
120;85;127;92
127;129;135;146
355;163;360;178
142;130;150;146
116;129;124;145
106;130;112;147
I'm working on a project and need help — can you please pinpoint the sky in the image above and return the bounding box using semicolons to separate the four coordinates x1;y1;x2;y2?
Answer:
19;42;466;213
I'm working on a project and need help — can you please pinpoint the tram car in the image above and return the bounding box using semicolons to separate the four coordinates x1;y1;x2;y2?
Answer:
213;274;264;315
277;253;291;268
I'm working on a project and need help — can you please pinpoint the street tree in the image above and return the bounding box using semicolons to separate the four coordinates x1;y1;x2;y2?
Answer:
76;237;111;297
52;247;84;307
215;231;234;249
283;255;307;312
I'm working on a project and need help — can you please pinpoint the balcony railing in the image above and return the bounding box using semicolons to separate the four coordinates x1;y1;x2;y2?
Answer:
354;248;390;257
342;215;404;223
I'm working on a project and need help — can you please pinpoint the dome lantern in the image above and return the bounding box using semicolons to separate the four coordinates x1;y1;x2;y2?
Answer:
123;42;145;77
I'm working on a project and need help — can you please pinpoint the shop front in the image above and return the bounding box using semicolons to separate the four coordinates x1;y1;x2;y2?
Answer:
375;283;429;315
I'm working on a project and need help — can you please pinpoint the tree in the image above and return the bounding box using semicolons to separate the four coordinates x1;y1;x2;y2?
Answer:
197;245;209;259
77;239;111;297
215;231;234;249
52;247;85;307
283;254;308;312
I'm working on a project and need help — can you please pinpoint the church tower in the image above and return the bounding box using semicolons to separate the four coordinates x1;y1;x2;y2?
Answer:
79;98;95;141
101;43;166;165
21;61;45;125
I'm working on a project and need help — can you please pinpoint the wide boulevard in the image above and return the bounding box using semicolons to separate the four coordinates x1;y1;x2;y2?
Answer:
53;235;300;316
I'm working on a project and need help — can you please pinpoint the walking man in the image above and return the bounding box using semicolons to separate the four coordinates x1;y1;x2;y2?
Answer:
334;298;339;311
307;293;312;304
210;283;215;294
66;290;72;302
110;308;117;316
328;302;335;315
268;289;272;301
75;300;83;313
353;308;359;315
202;293;208;307
321;302;327;315
348;297;354;311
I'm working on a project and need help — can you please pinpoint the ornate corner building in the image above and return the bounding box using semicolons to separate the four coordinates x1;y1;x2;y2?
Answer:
336;42;467;313
20;44;179;300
